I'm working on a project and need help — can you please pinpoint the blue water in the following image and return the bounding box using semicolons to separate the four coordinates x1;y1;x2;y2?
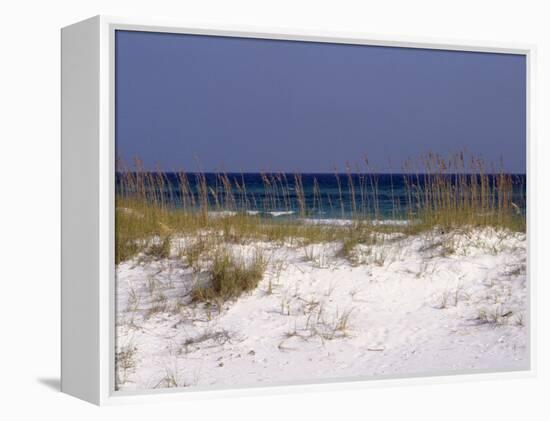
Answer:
116;173;527;220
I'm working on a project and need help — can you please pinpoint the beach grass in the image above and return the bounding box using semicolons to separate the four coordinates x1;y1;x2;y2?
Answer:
190;248;267;303
115;152;526;265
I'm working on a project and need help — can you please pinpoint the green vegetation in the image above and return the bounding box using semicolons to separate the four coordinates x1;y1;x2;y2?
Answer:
191;248;267;303
115;152;526;265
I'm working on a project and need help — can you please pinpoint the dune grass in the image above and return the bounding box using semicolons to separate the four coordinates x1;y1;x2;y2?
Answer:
115;152;526;265
190;248;267;303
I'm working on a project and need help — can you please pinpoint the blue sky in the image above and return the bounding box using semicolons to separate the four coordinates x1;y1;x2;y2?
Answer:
115;30;526;173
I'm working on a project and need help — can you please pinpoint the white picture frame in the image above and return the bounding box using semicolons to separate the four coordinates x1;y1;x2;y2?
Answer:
61;15;536;405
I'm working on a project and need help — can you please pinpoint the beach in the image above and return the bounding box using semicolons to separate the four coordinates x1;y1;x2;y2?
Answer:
115;223;527;390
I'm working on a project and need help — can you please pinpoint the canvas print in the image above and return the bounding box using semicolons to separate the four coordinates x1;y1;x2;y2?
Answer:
114;30;527;391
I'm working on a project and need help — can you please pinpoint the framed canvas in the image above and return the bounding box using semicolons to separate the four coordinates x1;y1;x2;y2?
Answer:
61;15;536;405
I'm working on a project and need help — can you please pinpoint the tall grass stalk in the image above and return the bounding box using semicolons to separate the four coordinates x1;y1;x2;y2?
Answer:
115;152;525;263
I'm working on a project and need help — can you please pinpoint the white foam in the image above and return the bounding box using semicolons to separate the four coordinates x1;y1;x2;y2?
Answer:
269;211;296;217
207;211;237;218
301;218;411;227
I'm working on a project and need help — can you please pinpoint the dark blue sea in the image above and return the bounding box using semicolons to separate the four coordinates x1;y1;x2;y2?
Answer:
116;173;526;221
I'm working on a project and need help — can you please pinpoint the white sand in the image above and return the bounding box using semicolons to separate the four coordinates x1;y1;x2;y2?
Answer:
115;227;528;391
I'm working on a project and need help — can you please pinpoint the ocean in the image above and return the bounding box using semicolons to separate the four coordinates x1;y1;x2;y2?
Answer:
116;172;527;221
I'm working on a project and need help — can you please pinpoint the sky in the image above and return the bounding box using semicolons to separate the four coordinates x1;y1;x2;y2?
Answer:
115;30;526;173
